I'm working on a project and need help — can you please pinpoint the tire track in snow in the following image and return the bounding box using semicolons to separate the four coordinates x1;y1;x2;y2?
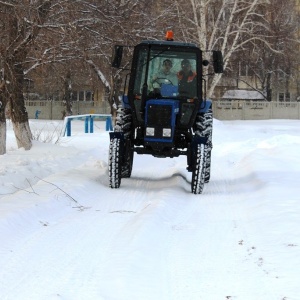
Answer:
163;149;277;300
89;169;196;300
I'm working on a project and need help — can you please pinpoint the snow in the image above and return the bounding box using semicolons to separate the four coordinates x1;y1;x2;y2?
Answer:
1;118;300;300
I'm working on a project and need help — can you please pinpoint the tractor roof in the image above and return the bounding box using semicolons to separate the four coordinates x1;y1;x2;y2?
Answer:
139;40;198;48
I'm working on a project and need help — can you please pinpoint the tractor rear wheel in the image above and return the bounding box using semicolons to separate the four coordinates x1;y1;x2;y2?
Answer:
191;143;207;194
109;137;122;188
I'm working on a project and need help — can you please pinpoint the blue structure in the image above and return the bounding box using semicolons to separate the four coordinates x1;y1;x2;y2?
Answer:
35;110;41;119
63;114;113;137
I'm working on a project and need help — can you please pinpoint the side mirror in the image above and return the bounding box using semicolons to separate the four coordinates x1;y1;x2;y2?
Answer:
112;45;123;68
213;50;224;73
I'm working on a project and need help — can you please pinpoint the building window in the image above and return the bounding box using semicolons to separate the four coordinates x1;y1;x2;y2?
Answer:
71;90;94;101
278;92;291;102
85;91;93;101
71;91;78;101
238;62;253;76
286;92;290;101
278;93;284;102
79;91;85;101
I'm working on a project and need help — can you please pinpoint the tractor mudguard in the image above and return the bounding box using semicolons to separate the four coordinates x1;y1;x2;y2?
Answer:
109;131;124;140
199;99;212;113
121;95;131;109
192;135;208;147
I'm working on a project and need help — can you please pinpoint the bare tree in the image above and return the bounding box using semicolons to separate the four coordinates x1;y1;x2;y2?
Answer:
228;0;299;101
173;0;284;98
0;0;98;153
73;0;179;115
0;0;55;152
264;0;299;101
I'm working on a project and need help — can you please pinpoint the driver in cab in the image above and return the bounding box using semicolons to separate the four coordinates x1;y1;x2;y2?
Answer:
177;59;197;98
152;59;178;87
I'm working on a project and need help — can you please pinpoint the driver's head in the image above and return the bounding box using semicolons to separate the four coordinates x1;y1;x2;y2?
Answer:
181;59;191;73
163;59;172;72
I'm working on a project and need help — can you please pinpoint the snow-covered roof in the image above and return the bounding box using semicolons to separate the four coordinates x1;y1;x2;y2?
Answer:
222;89;265;100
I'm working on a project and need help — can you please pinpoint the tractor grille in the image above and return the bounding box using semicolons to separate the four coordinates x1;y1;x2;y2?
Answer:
147;104;172;127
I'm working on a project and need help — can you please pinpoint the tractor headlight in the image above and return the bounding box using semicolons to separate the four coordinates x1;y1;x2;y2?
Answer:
163;128;172;137
146;127;155;136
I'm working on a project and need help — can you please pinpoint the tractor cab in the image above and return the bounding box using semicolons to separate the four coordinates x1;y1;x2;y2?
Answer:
128;40;203;127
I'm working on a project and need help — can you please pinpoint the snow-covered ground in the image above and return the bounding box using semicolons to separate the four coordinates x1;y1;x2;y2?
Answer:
0;118;300;300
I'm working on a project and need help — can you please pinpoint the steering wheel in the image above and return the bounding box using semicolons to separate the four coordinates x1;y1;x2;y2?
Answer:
152;77;174;89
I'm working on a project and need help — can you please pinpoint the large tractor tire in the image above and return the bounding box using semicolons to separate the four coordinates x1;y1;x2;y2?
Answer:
108;137;122;188
122;139;134;178
115;107;133;138
191;143;207;194
204;148;211;183
194;105;213;183
115;107;134;178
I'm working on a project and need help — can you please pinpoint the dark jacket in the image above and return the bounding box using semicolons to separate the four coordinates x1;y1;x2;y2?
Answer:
177;70;197;98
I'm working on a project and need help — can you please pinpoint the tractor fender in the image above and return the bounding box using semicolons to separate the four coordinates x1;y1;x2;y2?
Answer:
120;95;131;109
109;131;124;140
198;99;212;113
192;135;208;146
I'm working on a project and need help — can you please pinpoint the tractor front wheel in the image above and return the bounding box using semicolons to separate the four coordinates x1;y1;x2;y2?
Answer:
109;137;122;188
191;143;207;194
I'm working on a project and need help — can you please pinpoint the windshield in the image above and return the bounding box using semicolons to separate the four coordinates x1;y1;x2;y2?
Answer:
133;47;198;100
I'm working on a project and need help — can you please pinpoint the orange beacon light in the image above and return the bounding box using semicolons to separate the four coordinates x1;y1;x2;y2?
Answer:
165;30;174;41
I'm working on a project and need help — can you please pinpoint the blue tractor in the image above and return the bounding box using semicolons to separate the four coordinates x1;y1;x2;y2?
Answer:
109;31;223;194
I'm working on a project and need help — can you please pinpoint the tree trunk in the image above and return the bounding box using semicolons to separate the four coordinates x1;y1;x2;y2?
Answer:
0;84;6;155
10;104;32;150
266;72;272;102
208;73;222;99
11;121;32;150
0;120;6;155
6;60;32;150
63;70;73;116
